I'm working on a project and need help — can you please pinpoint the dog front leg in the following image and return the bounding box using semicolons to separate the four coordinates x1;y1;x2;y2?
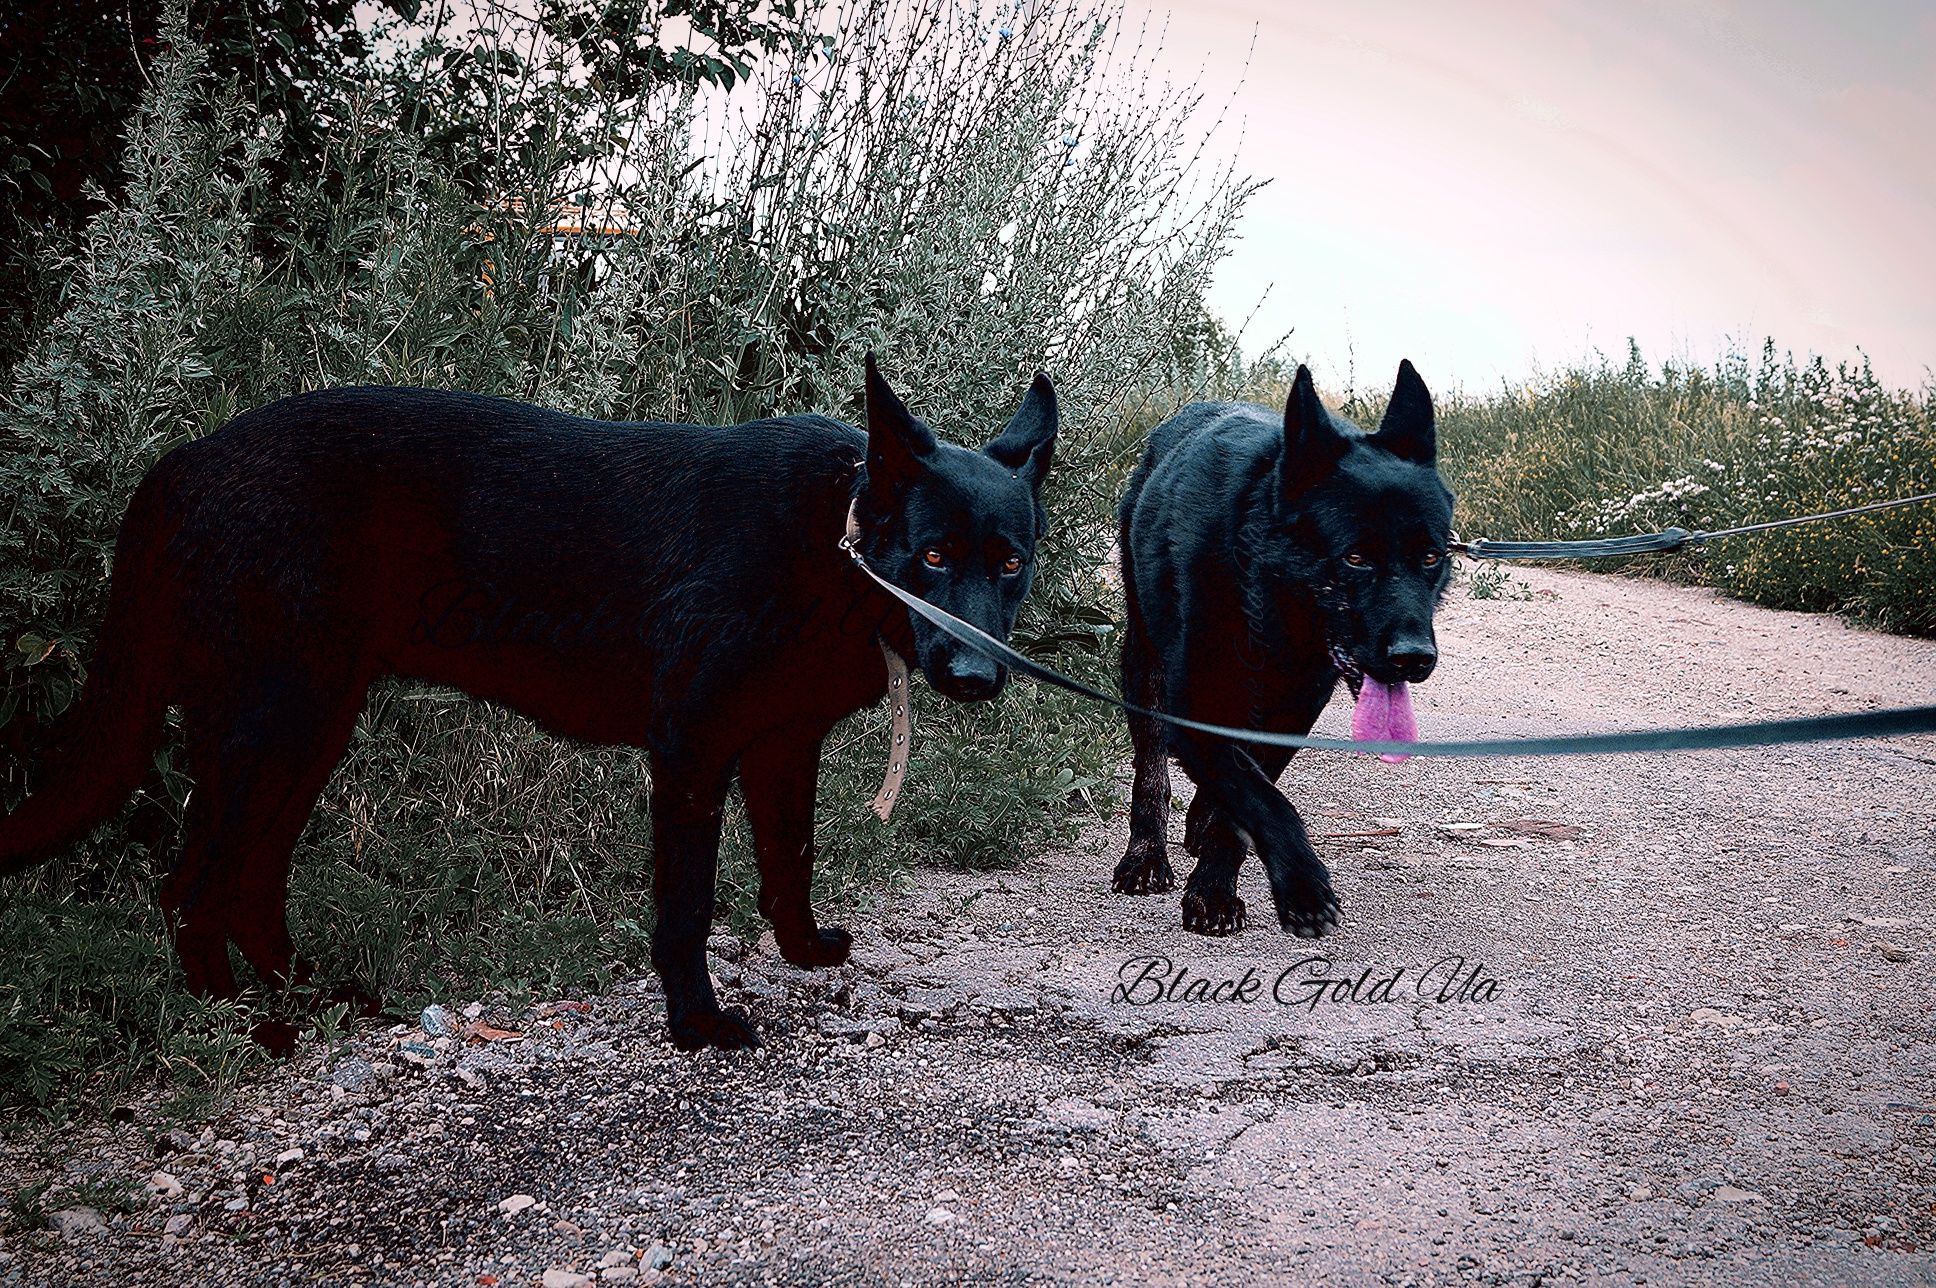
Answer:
648;753;758;1051
741;725;852;968
1170;733;1339;938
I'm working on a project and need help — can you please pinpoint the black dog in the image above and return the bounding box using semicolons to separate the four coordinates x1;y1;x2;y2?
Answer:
1111;361;1452;936
0;356;1056;1051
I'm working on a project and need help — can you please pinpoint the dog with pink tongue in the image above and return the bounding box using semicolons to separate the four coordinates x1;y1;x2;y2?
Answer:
1111;361;1454;937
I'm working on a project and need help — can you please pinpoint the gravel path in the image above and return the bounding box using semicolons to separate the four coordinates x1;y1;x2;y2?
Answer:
4;567;1934;1286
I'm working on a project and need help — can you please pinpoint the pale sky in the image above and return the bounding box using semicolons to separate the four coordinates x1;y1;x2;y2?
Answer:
1126;0;1936;394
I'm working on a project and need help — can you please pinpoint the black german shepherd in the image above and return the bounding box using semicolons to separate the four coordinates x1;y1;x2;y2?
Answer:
0;356;1057;1051
1112;361;1452;936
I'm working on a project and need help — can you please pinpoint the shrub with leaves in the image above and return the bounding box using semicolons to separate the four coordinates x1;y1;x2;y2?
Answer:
0;0;1251;1111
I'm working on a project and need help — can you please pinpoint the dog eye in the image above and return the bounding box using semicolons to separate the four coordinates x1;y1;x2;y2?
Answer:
1001;554;1023;576
923;549;946;569
1343;552;1369;568
1422;551;1442;567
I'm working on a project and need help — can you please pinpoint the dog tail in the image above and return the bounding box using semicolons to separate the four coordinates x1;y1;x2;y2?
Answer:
0;470;179;877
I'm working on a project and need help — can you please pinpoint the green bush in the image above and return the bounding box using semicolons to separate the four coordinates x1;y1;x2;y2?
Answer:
0;1;1250;1112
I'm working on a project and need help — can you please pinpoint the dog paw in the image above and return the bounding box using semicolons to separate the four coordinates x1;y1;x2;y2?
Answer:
779;926;853;969
1181;888;1247;936
1112;842;1175;895
668;1007;761;1052
1276;887;1341;939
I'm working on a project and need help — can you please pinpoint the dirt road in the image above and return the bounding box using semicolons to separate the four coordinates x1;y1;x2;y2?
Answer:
6;567;1934;1286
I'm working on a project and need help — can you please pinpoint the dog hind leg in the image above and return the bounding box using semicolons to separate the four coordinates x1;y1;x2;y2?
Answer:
1113;592;1175;896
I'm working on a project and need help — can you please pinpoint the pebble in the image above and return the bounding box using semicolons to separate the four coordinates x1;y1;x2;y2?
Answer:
163;1214;194;1236
48;1207;107;1238
603;1270;638;1284
643;1244;675;1270
925;1207;957;1225
499;1194;539;1216
421;1004;458;1037
543;1270;593;1288
331;1056;376;1090
275;1147;306;1167
149;1170;183;1199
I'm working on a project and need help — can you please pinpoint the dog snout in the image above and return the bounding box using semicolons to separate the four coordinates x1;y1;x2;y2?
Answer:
1383;635;1437;683
938;650;1005;701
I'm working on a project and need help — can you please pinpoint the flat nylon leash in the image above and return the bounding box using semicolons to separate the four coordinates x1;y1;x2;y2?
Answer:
838;538;1936;761
1459;490;1936;561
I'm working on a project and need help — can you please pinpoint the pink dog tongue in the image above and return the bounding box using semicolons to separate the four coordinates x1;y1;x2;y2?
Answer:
1351;677;1418;764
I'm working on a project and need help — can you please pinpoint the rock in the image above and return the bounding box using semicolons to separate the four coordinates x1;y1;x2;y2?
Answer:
1043;1097;1115;1133
643;1244;675;1270
543;1271;593;1288
1873;941;1915;963
421;1004;458;1037
925;1206;957;1225
163;1213;194;1236
1714;1185;1764;1203
599;1250;633;1269
223;1197;249;1212
375;1152;411;1171
274;1147;305;1167
331;1056;376;1090
897;987;959;1019
149;1170;183;1199
48;1207;107;1238
603;1270;638;1284
975;987;1037;1015
499;1194;539;1216
707;932;747;962
398;1040;437;1066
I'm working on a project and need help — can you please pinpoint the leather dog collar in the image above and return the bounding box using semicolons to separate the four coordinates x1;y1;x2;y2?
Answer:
843;501;912;823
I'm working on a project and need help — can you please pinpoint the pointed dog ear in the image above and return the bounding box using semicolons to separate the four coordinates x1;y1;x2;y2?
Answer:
1281;364;1348;499
1372;358;1436;465
865;353;938;493
983;372;1057;492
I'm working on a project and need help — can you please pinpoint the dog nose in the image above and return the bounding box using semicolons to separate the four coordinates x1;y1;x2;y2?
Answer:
1384;639;1437;683
943;652;1002;699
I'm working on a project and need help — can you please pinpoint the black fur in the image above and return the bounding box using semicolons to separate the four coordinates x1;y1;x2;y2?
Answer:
1112;361;1454;936
0;355;1057;1052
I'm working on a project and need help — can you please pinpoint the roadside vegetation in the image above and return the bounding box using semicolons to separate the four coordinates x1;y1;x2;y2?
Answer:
1432;342;1936;637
